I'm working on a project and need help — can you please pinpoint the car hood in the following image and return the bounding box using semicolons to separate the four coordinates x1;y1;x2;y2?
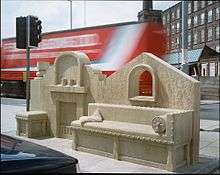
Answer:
1;134;78;163
1;134;78;174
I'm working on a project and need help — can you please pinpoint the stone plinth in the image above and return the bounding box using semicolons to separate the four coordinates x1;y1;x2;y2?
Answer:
16;111;49;138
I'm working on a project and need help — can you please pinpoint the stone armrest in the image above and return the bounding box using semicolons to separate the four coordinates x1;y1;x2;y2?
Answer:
158;111;193;144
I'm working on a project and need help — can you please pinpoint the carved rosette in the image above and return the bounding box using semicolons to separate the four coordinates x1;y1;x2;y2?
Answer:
152;116;166;134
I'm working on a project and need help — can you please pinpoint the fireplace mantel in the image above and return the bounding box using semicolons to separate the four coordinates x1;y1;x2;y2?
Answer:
49;85;87;94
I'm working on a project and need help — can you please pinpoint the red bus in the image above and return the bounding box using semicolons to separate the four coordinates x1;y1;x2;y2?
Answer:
1;21;166;98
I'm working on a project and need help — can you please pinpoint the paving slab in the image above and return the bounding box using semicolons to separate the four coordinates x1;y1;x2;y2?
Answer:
200;141;212;150
200;120;219;130
200;146;220;158
6;134;218;174
200;131;219;143
208;139;219;148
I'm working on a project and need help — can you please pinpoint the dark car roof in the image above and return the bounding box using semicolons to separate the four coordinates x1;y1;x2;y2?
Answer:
1;134;78;174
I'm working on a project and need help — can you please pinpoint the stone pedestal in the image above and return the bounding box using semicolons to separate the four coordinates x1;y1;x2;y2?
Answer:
16;111;49;138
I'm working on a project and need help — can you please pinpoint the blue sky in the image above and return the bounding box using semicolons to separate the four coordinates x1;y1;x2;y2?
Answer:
1;1;179;39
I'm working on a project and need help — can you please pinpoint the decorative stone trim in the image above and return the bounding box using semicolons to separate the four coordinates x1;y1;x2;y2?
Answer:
71;126;174;145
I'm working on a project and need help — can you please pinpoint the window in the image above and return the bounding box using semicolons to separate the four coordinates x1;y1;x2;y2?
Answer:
200;13;205;25
209;62;216;77
176;7;180;19
194;32;198;44
188;17;191;28
208;27;213;41
172;23;175;34
163;15;166;25
139;71;152;96
216;45;220;52
167;13;170;23
208;1;212;5
176;21;180;33
201;63;208;76
216;26;219;39
194;1;198;12
167;41;170;51
176;37;179;47
188;2;191;14
200;29;205;42
208;10;213;23
201;1;205;9
171;37;175;49
167;26;170;35
171;11;175;20
194;15;198;26
216;7;219;20
188;33;191;46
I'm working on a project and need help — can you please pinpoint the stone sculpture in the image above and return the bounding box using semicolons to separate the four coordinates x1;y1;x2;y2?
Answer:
17;51;200;172
75;109;103;126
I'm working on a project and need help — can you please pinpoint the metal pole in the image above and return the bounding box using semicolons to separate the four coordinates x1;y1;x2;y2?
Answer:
26;15;30;111
84;0;86;26
70;0;72;29
181;0;188;65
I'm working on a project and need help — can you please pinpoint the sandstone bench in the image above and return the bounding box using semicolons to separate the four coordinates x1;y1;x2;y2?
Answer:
71;103;193;171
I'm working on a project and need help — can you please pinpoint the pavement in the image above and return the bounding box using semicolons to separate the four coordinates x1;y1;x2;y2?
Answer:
1;98;219;173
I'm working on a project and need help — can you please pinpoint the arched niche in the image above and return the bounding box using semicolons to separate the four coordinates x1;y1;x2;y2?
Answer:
139;71;152;96
54;52;90;86
128;64;157;102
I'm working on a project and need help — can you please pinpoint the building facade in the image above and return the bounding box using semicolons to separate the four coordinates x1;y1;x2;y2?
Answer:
162;1;220;53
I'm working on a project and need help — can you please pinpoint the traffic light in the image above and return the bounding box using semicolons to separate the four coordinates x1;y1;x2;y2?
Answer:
16;16;27;49
29;16;42;47
16;16;42;49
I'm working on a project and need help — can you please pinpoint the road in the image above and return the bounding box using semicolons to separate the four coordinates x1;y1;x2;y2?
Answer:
1;98;25;133
200;103;220;121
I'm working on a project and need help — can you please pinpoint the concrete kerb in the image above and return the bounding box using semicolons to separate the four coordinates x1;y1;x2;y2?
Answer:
200;100;220;105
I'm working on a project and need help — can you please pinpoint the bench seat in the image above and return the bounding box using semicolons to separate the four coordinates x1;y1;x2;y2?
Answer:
71;120;172;144
70;103;193;171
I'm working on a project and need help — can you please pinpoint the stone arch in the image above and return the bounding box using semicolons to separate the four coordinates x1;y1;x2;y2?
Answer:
54;52;90;86
128;64;157;101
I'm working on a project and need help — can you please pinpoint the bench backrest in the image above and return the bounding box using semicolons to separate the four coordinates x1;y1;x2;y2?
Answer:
88;103;182;125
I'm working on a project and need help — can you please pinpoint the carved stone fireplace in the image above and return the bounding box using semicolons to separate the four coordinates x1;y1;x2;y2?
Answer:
50;88;86;138
49;52;90;138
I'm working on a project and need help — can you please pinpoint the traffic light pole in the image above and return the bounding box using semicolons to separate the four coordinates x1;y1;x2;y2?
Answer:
26;15;30;111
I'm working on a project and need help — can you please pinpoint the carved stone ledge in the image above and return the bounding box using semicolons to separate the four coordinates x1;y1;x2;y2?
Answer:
129;96;156;102
49;85;87;94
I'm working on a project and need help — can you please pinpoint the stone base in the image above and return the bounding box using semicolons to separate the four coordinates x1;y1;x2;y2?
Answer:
16;111;49;138
176;155;219;174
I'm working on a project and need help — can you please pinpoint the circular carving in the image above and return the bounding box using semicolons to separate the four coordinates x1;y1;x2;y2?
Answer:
152;116;166;134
